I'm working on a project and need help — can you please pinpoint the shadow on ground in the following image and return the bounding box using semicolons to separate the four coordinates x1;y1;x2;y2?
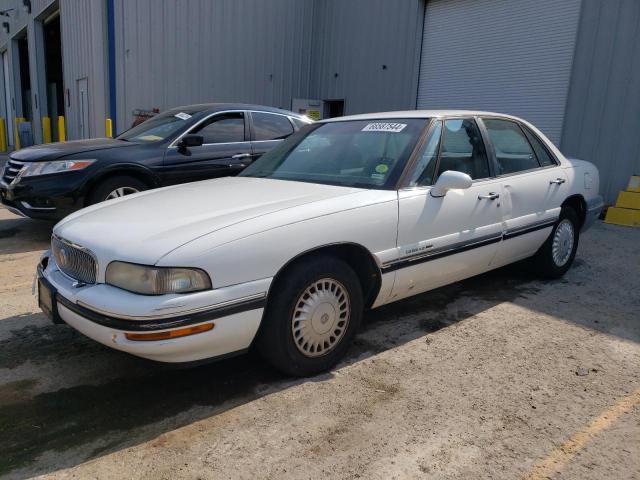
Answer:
2;248;637;479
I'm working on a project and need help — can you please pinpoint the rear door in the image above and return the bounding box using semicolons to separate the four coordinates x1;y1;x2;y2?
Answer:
390;118;504;301
249;111;295;160
479;117;568;267
162;112;252;185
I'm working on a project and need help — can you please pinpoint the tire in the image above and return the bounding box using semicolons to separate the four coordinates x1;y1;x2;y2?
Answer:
87;175;148;205
256;255;363;377
530;206;580;278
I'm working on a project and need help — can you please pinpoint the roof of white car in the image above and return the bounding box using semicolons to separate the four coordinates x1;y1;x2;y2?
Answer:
321;110;522;122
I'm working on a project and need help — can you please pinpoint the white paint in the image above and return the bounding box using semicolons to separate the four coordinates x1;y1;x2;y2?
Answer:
45;110;602;364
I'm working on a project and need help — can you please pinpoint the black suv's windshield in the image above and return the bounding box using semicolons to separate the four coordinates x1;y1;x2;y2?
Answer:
117;107;205;142
240;118;427;189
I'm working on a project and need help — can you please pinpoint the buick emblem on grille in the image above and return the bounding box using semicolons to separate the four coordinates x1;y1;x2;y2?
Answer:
59;248;69;267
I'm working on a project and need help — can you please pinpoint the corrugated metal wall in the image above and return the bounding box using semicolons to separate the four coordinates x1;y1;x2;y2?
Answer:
114;0;316;131
0;0;108;142
561;0;640;204
59;0;109;140
417;0;581;145
310;0;424;115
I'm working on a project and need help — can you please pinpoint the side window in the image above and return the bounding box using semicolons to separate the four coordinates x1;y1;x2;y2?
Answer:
191;113;245;144
522;126;557;167
408;120;442;187
252;112;294;141
437;119;490;180
290;117;309;130
483;119;540;174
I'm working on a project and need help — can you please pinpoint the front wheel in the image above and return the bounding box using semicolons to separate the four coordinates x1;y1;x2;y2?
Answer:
87;175;148;205
256;255;363;377
530;206;580;278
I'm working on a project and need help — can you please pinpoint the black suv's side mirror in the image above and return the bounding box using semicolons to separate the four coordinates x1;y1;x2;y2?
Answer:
179;134;204;150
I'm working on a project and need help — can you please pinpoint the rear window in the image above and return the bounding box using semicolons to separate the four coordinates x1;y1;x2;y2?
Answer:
252;112;294;141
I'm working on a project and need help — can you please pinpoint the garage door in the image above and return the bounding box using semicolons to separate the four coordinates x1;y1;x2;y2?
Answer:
417;0;582;145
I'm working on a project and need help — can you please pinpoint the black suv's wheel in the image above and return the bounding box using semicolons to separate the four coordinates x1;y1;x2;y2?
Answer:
257;255;363;377
531;206;580;278
88;176;148;205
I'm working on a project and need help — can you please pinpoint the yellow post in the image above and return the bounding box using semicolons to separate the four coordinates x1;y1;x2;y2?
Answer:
42;116;52;143
58;116;66;142
14;117;24;150
0;118;7;152
105;118;113;138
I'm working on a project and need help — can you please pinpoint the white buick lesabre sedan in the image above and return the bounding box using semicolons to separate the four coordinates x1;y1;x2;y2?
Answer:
37;111;603;376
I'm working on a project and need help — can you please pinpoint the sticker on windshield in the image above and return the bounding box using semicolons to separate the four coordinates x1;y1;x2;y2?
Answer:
361;122;407;133
174;112;192;121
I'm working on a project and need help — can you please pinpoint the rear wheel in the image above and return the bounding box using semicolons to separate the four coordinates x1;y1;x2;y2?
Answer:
531;206;580;278
256;255;363;377
88;176;148;205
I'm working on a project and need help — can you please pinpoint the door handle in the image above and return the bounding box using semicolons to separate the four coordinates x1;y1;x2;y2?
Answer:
478;192;500;200
232;153;251;159
550;178;566;185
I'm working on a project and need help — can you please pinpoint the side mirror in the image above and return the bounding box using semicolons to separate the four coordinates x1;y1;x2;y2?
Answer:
430;170;472;197
179;134;204;149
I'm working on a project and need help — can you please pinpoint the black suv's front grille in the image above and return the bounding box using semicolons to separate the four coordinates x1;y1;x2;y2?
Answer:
2;159;25;184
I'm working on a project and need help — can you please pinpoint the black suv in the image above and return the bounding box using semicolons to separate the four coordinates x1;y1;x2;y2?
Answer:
0;104;311;220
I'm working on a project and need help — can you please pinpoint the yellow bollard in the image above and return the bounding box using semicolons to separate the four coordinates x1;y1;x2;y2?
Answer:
105;118;113;138
42;116;52;143
0;118;6;152
58;116;66;142
14;117;24;150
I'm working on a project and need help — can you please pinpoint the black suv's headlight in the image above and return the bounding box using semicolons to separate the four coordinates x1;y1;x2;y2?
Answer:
17;159;96;178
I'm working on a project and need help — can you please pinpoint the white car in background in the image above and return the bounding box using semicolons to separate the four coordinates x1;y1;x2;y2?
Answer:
37;111;603;376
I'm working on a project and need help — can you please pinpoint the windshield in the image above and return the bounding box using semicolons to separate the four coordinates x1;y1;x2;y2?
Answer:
240;118;427;189
116;108;204;142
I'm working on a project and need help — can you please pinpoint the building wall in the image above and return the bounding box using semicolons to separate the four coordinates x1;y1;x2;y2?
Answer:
114;0;316;132
416;0;582;146
561;0;640;204
0;0;108;145
59;0;108;140
310;0;424;115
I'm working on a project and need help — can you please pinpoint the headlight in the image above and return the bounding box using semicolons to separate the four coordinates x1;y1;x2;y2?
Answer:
105;262;212;295
18;159;96;178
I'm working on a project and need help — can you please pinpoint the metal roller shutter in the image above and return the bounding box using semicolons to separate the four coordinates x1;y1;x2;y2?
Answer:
417;0;581;145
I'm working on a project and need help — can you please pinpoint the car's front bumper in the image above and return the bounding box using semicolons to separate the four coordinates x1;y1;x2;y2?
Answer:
582;195;604;232
0;172;87;220
38;251;270;363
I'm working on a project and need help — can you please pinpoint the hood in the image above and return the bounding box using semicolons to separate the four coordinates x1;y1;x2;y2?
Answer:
54;177;362;266
11;138;136;162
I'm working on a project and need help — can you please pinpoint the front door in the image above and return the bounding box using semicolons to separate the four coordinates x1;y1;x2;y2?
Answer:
390;118;504;301
162;112;252;185
479;118;568;268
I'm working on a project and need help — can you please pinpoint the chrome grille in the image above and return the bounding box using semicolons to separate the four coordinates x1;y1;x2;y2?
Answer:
51;235;97;284
2;158;25;184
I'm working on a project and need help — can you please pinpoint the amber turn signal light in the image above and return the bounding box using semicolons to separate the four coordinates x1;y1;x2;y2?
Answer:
125;323;214;342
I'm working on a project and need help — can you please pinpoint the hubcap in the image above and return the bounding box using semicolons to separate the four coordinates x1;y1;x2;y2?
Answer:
552;219;574;267
292;278;350;358
105;186;139;200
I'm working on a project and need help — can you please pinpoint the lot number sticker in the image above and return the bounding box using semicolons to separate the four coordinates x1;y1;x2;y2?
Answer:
174;112;192;121
362;122;407;133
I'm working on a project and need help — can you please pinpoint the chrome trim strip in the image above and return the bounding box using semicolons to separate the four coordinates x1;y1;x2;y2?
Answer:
21;201;56;211
76;292;268;322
